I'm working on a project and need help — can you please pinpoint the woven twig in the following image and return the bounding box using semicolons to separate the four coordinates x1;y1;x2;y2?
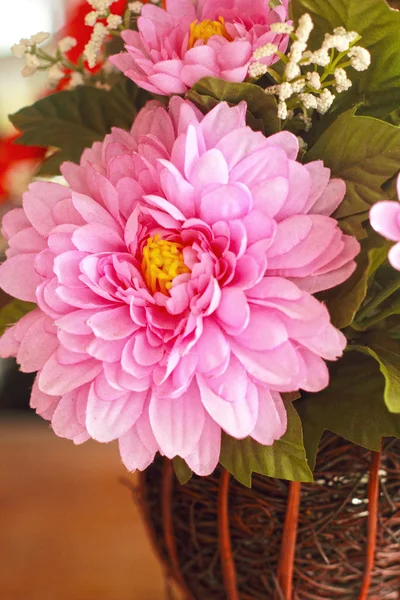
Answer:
138;434;400;600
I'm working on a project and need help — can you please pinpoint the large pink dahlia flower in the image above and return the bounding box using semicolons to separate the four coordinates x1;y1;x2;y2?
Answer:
110;0;290;95
370;174;400;271
0;99;359;475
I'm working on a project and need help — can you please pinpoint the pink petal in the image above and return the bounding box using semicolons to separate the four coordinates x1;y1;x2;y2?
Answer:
53;251;87;287
370;201;400;242
149;380;205;458
72;223;125;253
290;260;356;294
216;127;267;170
200;183;252;224
0;326;19;358
252;176;289;218
200;102;246;148
133;331;164;366
297;324;346;361
264;131;299;160
298;348;330;392
30;376;59;417
180;63;217;88
148;72;188;94
185;414;221;476
250;387;287;445
217;39;252;70
159;160;195;218
2;208;30;240
198;374;258;438
38;353;102;395
195;319;230;374
164;0;196;21
17;315;59;373
86;384;146;443
231;340;300;387
389;241;400;270
188;149;229;189
0;254;42;302
243;209;275;246
7;227;46;258
248;276;304;302
22;182;71;236
55;309;94;335
71;192;121;232
144;194;186;220
274;160;311;220
207;355;248;403
121;338;153;378
119;425;157;471
230;146;288;187
87;305;139;340
237;307;288;350
51;393;90;443
310;178;346;216
136;398;159;454
216;287;250;335
86;337;127;362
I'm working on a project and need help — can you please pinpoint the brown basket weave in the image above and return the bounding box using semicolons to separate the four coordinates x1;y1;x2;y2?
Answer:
133;434;400;600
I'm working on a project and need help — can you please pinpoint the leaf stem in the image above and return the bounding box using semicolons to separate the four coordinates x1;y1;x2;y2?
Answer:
356;296;400;329
356;277;400;322
266;67;282;82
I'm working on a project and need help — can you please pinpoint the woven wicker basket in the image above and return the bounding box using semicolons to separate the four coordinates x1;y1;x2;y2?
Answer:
133;434;400;600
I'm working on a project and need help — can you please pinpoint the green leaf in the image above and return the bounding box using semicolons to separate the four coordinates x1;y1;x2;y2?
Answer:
351;334;400;413
187;77;280;136
382;172;400;201
0;300;36;337
386;108;400;128
320;250;369;330
172;457;193;485
219;401;313;487
291;0;400;119
354;265;400;329
9;80;150;176
269;0;282;8
305;110;400;228
296;352;400;470
319;232;391;329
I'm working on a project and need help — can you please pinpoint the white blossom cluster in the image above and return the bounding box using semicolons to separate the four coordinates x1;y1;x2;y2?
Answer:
347;46;371;71
83;0;162;67
128;0;162;15
9;0;139;89
128;1;144;13
11;32;81;86
259;13;371;123
11;32;50;60
83;0;124;68
248;43;278;78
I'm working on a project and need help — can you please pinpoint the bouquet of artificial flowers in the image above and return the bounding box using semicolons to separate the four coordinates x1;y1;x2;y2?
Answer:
2;0;400;597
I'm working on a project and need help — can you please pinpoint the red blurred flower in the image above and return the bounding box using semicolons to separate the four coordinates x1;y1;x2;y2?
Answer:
0;134;45;203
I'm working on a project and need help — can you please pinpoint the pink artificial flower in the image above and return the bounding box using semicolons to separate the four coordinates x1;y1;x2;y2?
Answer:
110;0;290;95
0;99;359;476
370;174;400;270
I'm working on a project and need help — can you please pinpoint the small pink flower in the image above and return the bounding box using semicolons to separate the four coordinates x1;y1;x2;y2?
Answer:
370;174;400;270
0;99;359;475
110;0;290;95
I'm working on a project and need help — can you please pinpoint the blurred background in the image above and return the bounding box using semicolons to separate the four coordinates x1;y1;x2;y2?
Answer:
0;2;164;598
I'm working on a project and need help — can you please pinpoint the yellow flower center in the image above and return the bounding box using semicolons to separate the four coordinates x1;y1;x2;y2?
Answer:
188;17;232;49
141;234;190;295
